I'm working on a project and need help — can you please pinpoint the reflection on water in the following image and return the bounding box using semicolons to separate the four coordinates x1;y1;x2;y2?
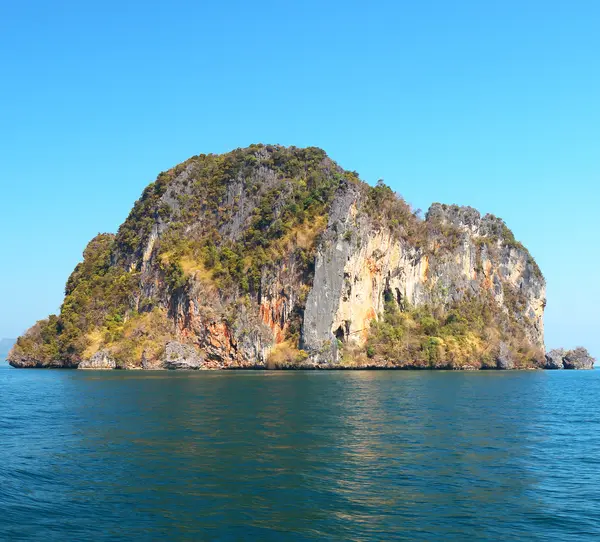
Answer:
1;368;599;540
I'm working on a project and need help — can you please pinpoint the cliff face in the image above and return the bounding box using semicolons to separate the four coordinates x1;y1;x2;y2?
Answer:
9;145;546;370
303;190;545;368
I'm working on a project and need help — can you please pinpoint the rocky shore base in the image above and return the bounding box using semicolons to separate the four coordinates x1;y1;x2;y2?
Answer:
8;343;596;371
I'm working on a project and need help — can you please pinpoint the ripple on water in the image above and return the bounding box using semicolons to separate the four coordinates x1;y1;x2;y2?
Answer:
0;368;599;540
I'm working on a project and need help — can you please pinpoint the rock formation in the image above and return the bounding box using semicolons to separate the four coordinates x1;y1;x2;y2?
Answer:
78;350;117;370
9;145;557;370
562;348;595;370
162;342;204;370
544;347;595;369
544;349;566;369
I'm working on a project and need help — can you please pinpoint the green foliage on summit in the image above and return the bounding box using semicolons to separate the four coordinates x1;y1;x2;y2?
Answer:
363;180;425;246
132;145;356;294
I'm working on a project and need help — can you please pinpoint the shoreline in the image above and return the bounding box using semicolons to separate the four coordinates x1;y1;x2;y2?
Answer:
7;364;593;371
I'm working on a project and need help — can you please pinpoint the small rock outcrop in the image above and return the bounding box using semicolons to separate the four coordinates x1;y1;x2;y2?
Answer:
562;348;595;370
544;349;566;369
544;347;595;370
78;350;117;370
495;342;515;370
162;342;204;370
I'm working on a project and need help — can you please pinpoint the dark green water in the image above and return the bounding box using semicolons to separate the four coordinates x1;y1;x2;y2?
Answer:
1;367;599;540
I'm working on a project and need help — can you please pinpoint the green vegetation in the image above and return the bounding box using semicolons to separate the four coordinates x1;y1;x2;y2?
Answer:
11;234;143;364
483;214;544;279
266;341;309;368
363;180;425;246
116;170;175;257
364;289;544;369
59;234;141;359
148;145;353;294
11;316;61;365
109;308;173;368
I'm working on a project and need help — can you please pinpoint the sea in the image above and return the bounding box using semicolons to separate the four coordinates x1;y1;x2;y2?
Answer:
0;365;598;540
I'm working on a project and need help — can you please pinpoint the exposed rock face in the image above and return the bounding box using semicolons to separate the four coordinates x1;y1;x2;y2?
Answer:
302;197;545;366
9;145;551;370
7;351;69;369
545;349;566;369
163;342;204;370
78;350;117;370
562;348;595;370
544;348;595;369
495;342;515;370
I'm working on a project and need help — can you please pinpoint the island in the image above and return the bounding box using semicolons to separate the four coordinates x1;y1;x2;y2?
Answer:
8;145;595;370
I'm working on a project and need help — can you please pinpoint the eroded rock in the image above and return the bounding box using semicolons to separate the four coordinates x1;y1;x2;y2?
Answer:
78;350;117;370
562;347;595;370
496;342;515;370
544;348;565;369
163;341;204;370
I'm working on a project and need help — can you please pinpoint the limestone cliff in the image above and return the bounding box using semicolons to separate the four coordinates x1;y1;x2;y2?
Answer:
9;145;547;370
303;189;545;368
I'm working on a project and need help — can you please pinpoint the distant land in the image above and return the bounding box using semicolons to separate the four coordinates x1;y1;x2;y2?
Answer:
7;145;595;371
1;339;15;362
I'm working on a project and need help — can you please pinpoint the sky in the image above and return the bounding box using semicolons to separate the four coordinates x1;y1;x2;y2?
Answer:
0;0;598;357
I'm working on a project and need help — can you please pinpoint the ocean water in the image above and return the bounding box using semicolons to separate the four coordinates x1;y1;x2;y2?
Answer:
0;366;598;541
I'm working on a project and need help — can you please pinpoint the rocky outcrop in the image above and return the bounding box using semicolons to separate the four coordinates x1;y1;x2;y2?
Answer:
544;348;595;369
78;350;117;370
162;342;204;370
495;342;515;370
8;318;77;368
9;145;558;370
562;348;595;370
7;351;69;369
544;349;566;369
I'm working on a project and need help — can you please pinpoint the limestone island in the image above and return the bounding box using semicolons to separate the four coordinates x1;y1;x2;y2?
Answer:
9;145;595;370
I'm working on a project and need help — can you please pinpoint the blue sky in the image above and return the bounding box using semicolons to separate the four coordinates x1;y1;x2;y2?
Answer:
1;0;598;356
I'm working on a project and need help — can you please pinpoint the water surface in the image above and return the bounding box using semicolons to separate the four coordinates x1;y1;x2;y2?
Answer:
1;366;598;540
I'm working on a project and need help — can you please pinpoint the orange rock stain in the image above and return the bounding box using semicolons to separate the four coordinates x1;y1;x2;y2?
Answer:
260;298;287;344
